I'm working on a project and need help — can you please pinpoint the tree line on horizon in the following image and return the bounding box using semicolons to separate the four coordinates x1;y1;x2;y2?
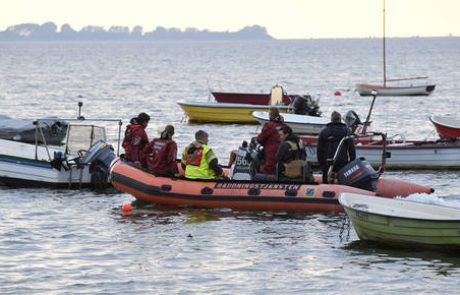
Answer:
0;22;273;41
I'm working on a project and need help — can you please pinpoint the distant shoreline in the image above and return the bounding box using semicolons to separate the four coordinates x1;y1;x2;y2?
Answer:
0;22;457;41
0;22;273;41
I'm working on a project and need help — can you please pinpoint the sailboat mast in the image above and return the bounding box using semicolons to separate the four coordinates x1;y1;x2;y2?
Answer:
383;0;387;87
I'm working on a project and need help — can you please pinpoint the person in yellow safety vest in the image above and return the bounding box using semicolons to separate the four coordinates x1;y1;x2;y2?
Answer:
181;130;224;179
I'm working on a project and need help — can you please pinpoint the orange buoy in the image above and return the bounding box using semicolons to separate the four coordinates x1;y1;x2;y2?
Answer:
121;203;133;213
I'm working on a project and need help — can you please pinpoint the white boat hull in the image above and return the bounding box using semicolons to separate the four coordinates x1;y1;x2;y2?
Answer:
0;137;113;188
304;140;460;170
0;156;93;187
356;84;435;96
252;111;329;135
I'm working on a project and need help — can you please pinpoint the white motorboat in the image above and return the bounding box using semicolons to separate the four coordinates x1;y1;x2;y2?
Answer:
0;102;122;189
302;135;460;170
252;111;329;135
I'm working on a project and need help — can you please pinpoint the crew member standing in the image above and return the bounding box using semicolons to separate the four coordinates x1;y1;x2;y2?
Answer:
317;111;356;183
256;107;286;174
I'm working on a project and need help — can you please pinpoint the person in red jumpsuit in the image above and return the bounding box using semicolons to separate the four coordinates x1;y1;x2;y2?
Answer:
256;107;286;174
122;112;150;163
140;125;178;176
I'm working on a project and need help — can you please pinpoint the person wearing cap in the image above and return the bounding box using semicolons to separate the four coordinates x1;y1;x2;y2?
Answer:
122;112;150;163
140;125;178;176
181;130;224;180
255;107;287;174
317;111;356;183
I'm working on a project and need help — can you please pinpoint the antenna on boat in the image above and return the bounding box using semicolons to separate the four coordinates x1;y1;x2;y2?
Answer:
77;101;85;120
362;90;378;133
383;0;387;87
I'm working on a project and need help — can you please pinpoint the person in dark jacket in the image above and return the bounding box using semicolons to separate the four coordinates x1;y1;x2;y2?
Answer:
122;112;150;163
140;125;178;176
317;111;356;183
275;125;308;179
256;107;286;174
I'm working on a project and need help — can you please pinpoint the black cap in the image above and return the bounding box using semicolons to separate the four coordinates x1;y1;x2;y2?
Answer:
137;112;150;124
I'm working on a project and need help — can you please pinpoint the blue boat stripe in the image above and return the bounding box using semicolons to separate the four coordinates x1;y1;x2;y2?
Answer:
0;157;52;169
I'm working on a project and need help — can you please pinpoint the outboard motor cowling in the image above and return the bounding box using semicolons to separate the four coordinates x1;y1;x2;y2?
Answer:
78;139;116;190
292;96;308;115
337;158;379;192
291;95;321;117
229;141;252;180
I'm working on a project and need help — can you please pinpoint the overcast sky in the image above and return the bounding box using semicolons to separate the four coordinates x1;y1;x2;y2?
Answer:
1;0;458;39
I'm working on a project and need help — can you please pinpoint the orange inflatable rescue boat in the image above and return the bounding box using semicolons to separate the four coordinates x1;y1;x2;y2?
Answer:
110;157;433;213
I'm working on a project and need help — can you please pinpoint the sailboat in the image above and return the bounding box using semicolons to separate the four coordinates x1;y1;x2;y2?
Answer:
356;0;436;96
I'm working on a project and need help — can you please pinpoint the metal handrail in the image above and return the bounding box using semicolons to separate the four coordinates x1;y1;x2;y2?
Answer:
326;132;387;182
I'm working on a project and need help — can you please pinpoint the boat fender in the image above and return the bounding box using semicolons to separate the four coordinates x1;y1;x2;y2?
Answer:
248;187;260;196
161;184;172;192
201;187;214;195
322;191;336;198
285;189;298;197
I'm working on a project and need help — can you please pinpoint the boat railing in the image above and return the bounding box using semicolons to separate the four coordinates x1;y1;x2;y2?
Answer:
33;101;123;161
327;132;387;182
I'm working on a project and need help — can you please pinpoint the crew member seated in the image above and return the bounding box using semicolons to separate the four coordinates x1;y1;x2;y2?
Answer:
275;126;313;182
140;125;178;176
122;112;150;163
181;130;224;180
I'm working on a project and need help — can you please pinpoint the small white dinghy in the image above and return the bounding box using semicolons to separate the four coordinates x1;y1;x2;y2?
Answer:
339;192;460;248
252;111;329;135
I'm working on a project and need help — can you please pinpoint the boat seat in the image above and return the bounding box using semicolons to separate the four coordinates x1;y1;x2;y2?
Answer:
269;85;284;106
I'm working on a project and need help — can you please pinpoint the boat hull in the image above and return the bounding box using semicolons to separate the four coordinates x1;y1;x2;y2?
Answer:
302;137;460;170
430;115;460;139
0;138;114;189
0;154;94;188
212;91;294;105
110;159;433;212
252;111;328;135
340;193;460;247
178;101;288;123
355;84;435;96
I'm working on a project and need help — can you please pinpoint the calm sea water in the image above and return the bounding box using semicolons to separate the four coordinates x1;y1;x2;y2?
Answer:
1;38;460;294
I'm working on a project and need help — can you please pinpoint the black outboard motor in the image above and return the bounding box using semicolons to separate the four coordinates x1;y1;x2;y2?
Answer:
292;95;321;116
292;95;308;115
337;158;379;192
77;139;116;190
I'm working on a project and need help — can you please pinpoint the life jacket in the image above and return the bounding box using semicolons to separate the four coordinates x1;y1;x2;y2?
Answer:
182;143;217;179
145;139;177;175
122;123;148;162
282;138;307;178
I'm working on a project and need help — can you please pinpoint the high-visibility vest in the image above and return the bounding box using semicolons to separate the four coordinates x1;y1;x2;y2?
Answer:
182;144;217;179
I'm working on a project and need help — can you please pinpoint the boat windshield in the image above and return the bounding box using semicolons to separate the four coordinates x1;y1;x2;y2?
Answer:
65;124;106;156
